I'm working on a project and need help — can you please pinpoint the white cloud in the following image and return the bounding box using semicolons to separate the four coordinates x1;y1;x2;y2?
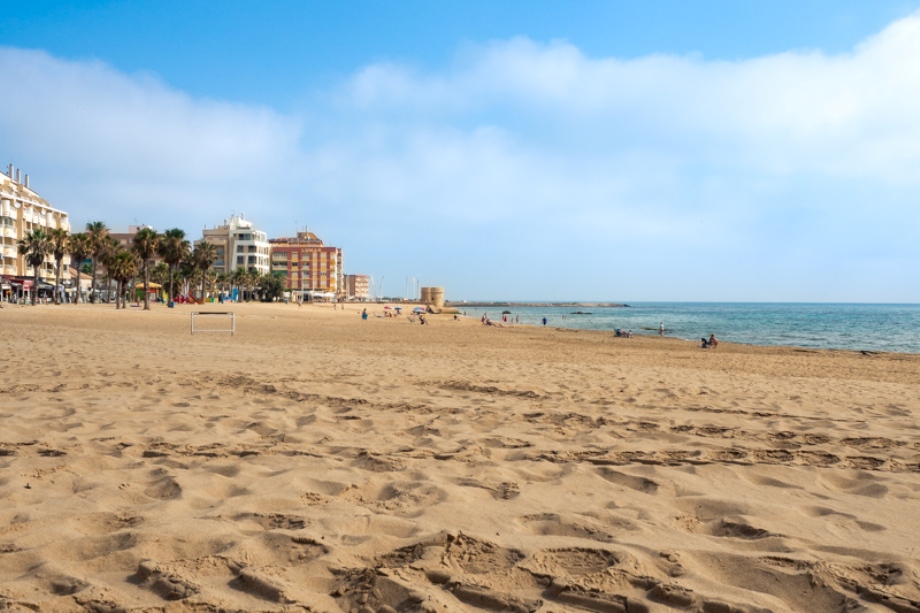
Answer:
0;47;304;231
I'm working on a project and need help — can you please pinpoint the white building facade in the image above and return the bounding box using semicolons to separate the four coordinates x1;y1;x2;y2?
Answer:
200;214;270;276
1;164;72;301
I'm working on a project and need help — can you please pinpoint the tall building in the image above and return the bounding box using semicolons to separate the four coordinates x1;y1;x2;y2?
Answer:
345;274;370;301
269;229;344;299
200;214;270;276
110;225;163;262
1;164;72;300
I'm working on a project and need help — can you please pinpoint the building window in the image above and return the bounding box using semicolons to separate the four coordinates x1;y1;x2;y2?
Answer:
237;256;244;265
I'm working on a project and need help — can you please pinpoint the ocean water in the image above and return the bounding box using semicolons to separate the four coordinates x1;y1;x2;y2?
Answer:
465;303;920;354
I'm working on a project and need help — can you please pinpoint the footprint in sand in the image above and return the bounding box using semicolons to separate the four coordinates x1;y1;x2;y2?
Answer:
143;472;182;500
520;513;619;542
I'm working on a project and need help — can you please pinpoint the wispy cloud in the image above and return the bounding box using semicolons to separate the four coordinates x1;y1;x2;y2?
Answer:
0;47;303;229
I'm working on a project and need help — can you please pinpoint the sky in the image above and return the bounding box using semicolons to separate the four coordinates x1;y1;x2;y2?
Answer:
2;1;920;302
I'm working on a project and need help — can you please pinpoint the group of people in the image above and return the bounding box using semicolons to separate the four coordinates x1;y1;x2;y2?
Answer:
360;307;427;325
613;322;719;348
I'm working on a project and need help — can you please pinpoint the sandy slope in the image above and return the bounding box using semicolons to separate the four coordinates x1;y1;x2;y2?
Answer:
1;302;919;613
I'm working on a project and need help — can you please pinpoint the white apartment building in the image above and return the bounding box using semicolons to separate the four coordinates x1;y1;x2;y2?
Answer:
1;164;72;300
200;214;270;276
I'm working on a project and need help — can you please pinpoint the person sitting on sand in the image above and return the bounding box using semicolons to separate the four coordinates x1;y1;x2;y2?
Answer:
708;334;719;349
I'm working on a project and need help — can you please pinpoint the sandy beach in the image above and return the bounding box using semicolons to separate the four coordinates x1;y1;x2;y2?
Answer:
1;302;919;612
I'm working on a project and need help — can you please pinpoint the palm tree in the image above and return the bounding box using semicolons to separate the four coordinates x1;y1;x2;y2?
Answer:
215;272;228;301
49;228;69;304
67;233;91;304
191;241;218;302
230;268;246;301
157;228;190;303
131;227;159;310
178;254;196;300
17;229;51;305
85;221;109;303
105;247;138;309
150;261;169;301
98;236;120;303
246;268;261;302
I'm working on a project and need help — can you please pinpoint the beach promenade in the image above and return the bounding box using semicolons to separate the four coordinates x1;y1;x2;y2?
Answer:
2;303;919;612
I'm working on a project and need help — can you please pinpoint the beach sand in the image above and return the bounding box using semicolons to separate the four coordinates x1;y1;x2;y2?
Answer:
1;302;919;612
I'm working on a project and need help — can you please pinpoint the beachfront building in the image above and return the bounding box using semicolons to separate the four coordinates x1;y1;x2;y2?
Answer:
345;274;370;301
1;164;72;302
269;229;344;300
200;214;270;276
111;225;160;255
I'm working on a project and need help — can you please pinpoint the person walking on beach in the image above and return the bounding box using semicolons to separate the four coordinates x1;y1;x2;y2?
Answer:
659;322;664;336
542;317;547;327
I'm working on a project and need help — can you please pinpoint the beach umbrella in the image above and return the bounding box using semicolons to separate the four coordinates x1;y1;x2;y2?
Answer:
413;306;425;313
383;305;392;309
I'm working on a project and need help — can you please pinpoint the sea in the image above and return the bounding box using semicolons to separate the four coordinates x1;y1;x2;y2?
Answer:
465;303;920;354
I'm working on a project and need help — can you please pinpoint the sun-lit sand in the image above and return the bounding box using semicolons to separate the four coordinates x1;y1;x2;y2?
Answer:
1;302;919;612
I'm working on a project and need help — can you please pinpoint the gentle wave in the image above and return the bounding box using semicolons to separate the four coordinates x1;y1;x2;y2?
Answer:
462;302;920;354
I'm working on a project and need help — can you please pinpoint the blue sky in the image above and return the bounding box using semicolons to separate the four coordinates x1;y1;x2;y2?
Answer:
2;1;920;301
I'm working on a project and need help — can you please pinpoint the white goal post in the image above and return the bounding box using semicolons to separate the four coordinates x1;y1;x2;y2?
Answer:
190;311;235;336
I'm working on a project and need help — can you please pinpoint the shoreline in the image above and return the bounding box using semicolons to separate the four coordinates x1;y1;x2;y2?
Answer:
449;301;629;308
6;300;920;359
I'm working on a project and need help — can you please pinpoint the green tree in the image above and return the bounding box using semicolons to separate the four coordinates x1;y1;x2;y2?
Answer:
85;221;109;303
246;268;261;302
17;229;51;306
230;268;246;301
131;227;159;310
106;247;138;309
97;236;120;302
49;228;69;304
191;241;218;301
67;233;91;304
150;261;169;288
215;272;228;300
259;272;286;302
156;228;190;303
